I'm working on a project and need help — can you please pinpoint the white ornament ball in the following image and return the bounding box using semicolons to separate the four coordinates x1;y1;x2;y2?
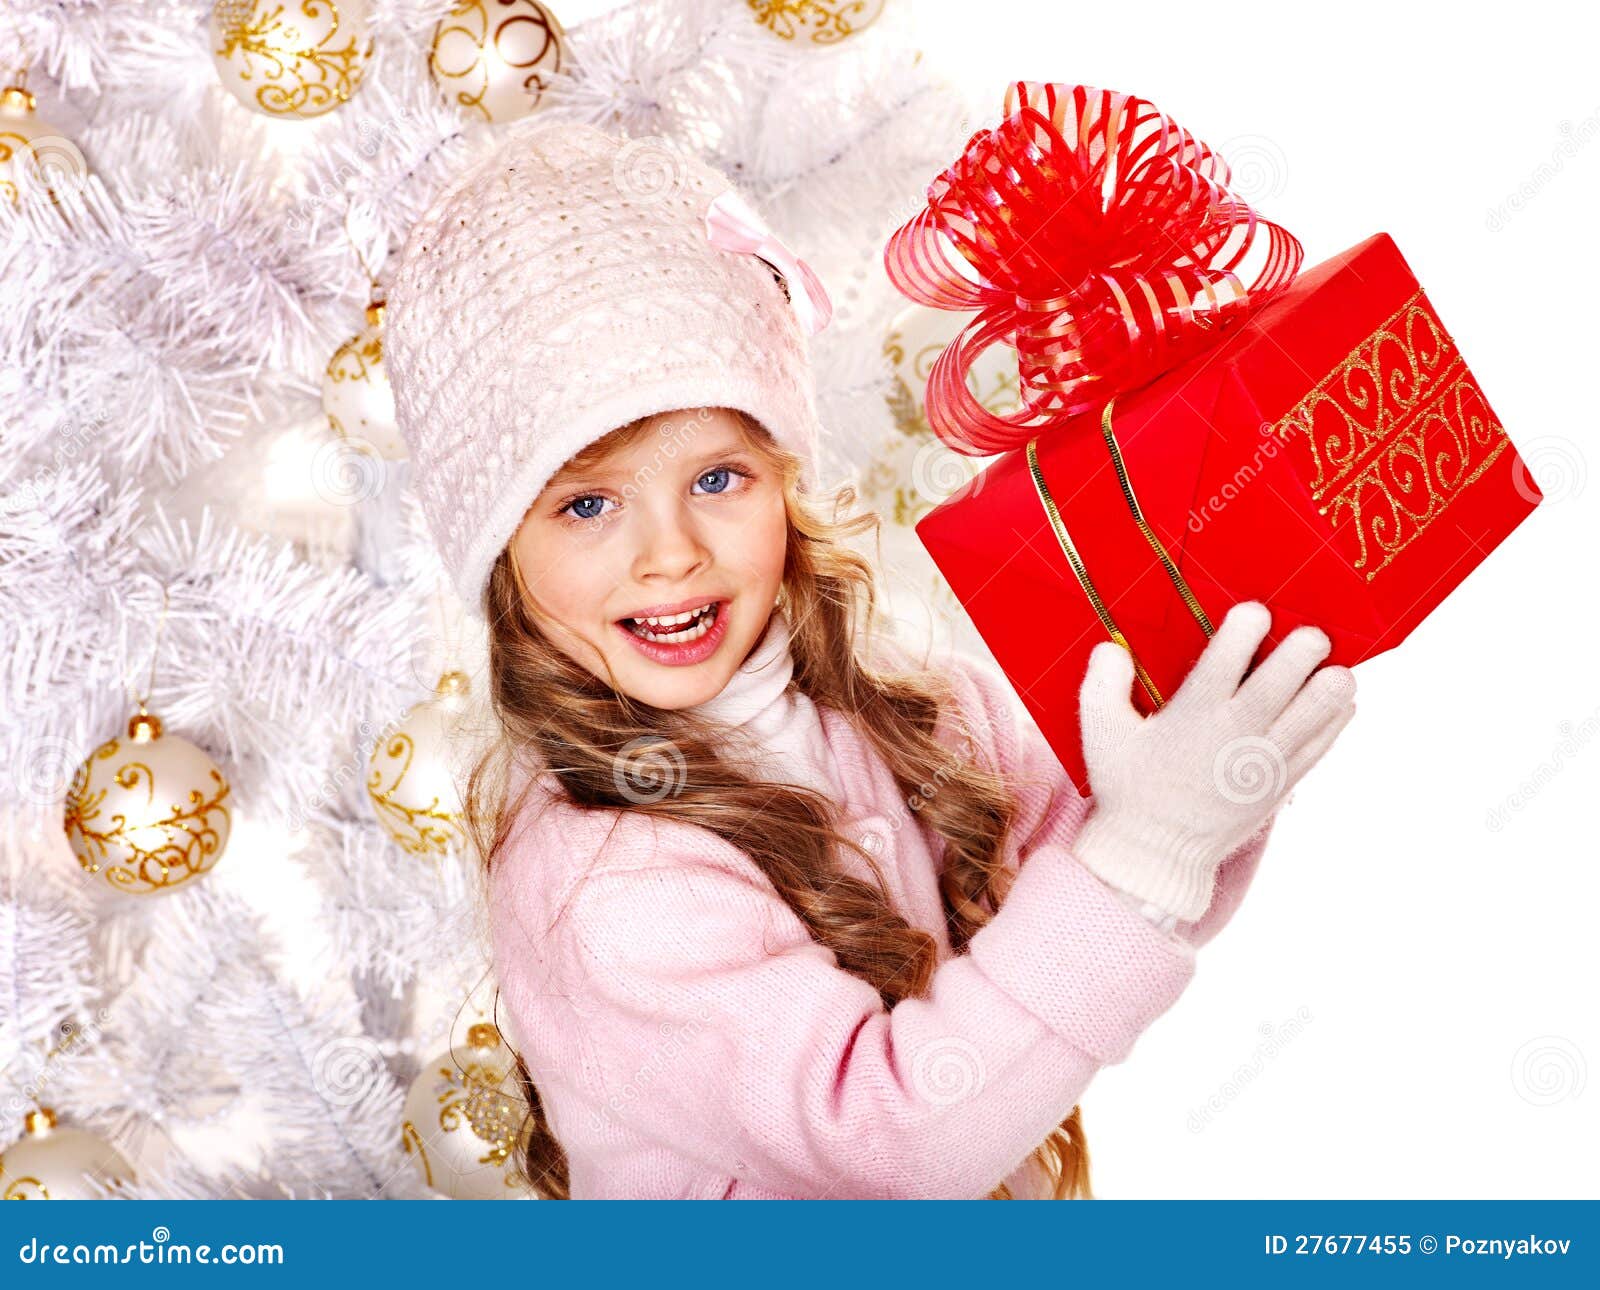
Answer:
209;0;374;120
884;302;1022;442
323;302;406;461
63;708;232;896
430;0;567;124
863;304;1020;529
368;672;471;858
401;1024;531;1199
0;84;90;208
0;1109;137;1200
858;421;986;531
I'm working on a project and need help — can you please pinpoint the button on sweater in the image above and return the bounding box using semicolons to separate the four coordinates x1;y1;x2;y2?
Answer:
487;611;1274;1199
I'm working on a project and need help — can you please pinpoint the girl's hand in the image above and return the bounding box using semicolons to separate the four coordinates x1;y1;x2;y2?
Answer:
1071;600;1358;922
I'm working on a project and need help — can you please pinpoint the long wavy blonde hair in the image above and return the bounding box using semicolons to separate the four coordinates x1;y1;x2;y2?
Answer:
464;408;1092;1200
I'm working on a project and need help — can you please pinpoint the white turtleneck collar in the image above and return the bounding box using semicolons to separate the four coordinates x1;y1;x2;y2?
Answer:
688;607;841;801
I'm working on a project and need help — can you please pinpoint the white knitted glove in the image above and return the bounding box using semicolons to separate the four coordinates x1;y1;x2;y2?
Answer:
1073;600;1358;921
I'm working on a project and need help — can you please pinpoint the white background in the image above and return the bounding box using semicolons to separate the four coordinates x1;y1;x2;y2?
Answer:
903;0;1598;1200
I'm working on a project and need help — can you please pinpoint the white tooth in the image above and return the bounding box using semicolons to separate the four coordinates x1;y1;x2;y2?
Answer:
646;614;711;643
644;607;706;628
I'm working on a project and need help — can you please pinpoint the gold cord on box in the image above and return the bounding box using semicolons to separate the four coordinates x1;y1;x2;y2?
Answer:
1025;397;1219;711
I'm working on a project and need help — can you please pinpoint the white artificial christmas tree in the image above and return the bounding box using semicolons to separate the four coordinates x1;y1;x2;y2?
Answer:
0;0;992;1198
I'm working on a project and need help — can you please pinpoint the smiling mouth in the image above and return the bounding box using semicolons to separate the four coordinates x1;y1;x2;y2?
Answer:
619;600;721;643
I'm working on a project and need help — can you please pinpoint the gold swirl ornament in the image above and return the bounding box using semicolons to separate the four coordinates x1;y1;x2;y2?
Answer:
209;0;374;120
63;707;232;896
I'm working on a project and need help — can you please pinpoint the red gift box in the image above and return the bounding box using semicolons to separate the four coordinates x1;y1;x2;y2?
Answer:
889;83;1546;796
915;229;1542;796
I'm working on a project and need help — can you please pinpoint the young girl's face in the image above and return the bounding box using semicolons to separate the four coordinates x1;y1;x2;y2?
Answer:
508;407;789;710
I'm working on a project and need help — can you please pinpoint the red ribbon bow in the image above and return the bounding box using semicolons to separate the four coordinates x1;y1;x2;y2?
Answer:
884;82;1303;455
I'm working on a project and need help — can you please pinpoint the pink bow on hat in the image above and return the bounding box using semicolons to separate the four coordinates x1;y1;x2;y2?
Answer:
705;190;833;336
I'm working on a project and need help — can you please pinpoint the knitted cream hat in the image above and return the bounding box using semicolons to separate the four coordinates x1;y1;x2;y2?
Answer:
386;121;828;618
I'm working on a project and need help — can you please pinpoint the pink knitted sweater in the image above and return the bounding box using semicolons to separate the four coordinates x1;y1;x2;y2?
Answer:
487;614;1273;1199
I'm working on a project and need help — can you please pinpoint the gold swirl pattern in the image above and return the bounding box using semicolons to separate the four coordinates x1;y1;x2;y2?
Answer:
325;329;380;387
748;0;886;44
1273;289;1510;582
63;739;232;895
883;326;1019;440
878;312;1018;525
0;128;24;206
429;0;565;124
0;84;90;208
366;732;463;858
399;1120;434;1188
432;1059;521;1173
323;327;382;440
212;0;371;118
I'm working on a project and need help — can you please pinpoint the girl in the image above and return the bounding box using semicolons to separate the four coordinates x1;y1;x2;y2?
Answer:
385;123;1358;1200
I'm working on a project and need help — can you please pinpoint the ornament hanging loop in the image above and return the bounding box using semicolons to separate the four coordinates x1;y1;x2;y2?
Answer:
126;579;172;715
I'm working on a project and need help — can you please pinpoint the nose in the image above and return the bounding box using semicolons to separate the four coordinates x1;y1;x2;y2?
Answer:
630;497;711;584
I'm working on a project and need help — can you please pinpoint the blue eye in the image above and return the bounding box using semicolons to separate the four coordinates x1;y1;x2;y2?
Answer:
560;467;746;523
693;464;753;496
563;495;609;521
